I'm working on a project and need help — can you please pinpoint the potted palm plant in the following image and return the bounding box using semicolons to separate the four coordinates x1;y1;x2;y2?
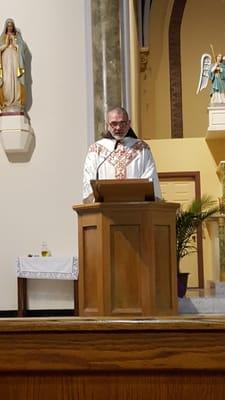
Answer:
176;195;218;297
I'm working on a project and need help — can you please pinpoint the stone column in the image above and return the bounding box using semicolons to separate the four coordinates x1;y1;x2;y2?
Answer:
91;0;122;139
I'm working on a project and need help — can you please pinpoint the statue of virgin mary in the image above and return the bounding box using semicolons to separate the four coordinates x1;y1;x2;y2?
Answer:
0;19;27;112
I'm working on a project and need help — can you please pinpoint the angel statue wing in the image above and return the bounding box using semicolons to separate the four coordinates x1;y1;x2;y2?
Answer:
196;53;212;94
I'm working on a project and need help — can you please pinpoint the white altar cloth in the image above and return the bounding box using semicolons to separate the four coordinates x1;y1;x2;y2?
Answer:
16;256;79;280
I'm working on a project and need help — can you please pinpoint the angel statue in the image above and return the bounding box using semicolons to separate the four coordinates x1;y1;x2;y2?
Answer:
196;52;225;104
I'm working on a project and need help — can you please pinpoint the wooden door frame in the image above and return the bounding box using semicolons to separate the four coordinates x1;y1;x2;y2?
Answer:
158;171;204;288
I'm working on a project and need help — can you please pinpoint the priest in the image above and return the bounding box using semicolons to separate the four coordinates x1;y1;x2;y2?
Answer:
83;106;162;203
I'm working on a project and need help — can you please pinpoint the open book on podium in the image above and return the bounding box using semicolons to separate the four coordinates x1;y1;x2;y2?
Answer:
90;179;154;202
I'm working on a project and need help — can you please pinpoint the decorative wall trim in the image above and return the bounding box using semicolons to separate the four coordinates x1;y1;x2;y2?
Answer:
140;47;150;72
169;0;187;138
120;0;131;115
84;0;95;145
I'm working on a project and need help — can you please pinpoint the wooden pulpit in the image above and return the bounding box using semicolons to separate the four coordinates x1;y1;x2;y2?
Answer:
73;180;179;317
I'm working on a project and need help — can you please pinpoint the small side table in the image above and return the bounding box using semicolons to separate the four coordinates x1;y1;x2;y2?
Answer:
17;256;79;317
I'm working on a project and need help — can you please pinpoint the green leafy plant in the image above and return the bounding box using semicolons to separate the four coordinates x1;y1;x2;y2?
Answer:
176;195;218;273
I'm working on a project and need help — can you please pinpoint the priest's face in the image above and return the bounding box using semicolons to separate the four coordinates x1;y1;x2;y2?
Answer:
107;110;130;141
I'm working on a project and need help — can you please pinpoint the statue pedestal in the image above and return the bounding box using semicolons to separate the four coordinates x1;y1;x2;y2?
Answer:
207;106;225;138
0;113;34;153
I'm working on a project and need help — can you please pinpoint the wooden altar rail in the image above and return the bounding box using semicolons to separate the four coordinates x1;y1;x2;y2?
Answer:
1;316;225;399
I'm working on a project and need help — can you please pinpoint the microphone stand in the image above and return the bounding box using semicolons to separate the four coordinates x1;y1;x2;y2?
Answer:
96;140;119;180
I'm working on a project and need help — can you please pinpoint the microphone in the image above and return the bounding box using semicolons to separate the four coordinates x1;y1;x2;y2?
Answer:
96;140;119;180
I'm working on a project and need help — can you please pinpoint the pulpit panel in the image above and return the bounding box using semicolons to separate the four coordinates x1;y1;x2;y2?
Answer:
109;224;142;314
